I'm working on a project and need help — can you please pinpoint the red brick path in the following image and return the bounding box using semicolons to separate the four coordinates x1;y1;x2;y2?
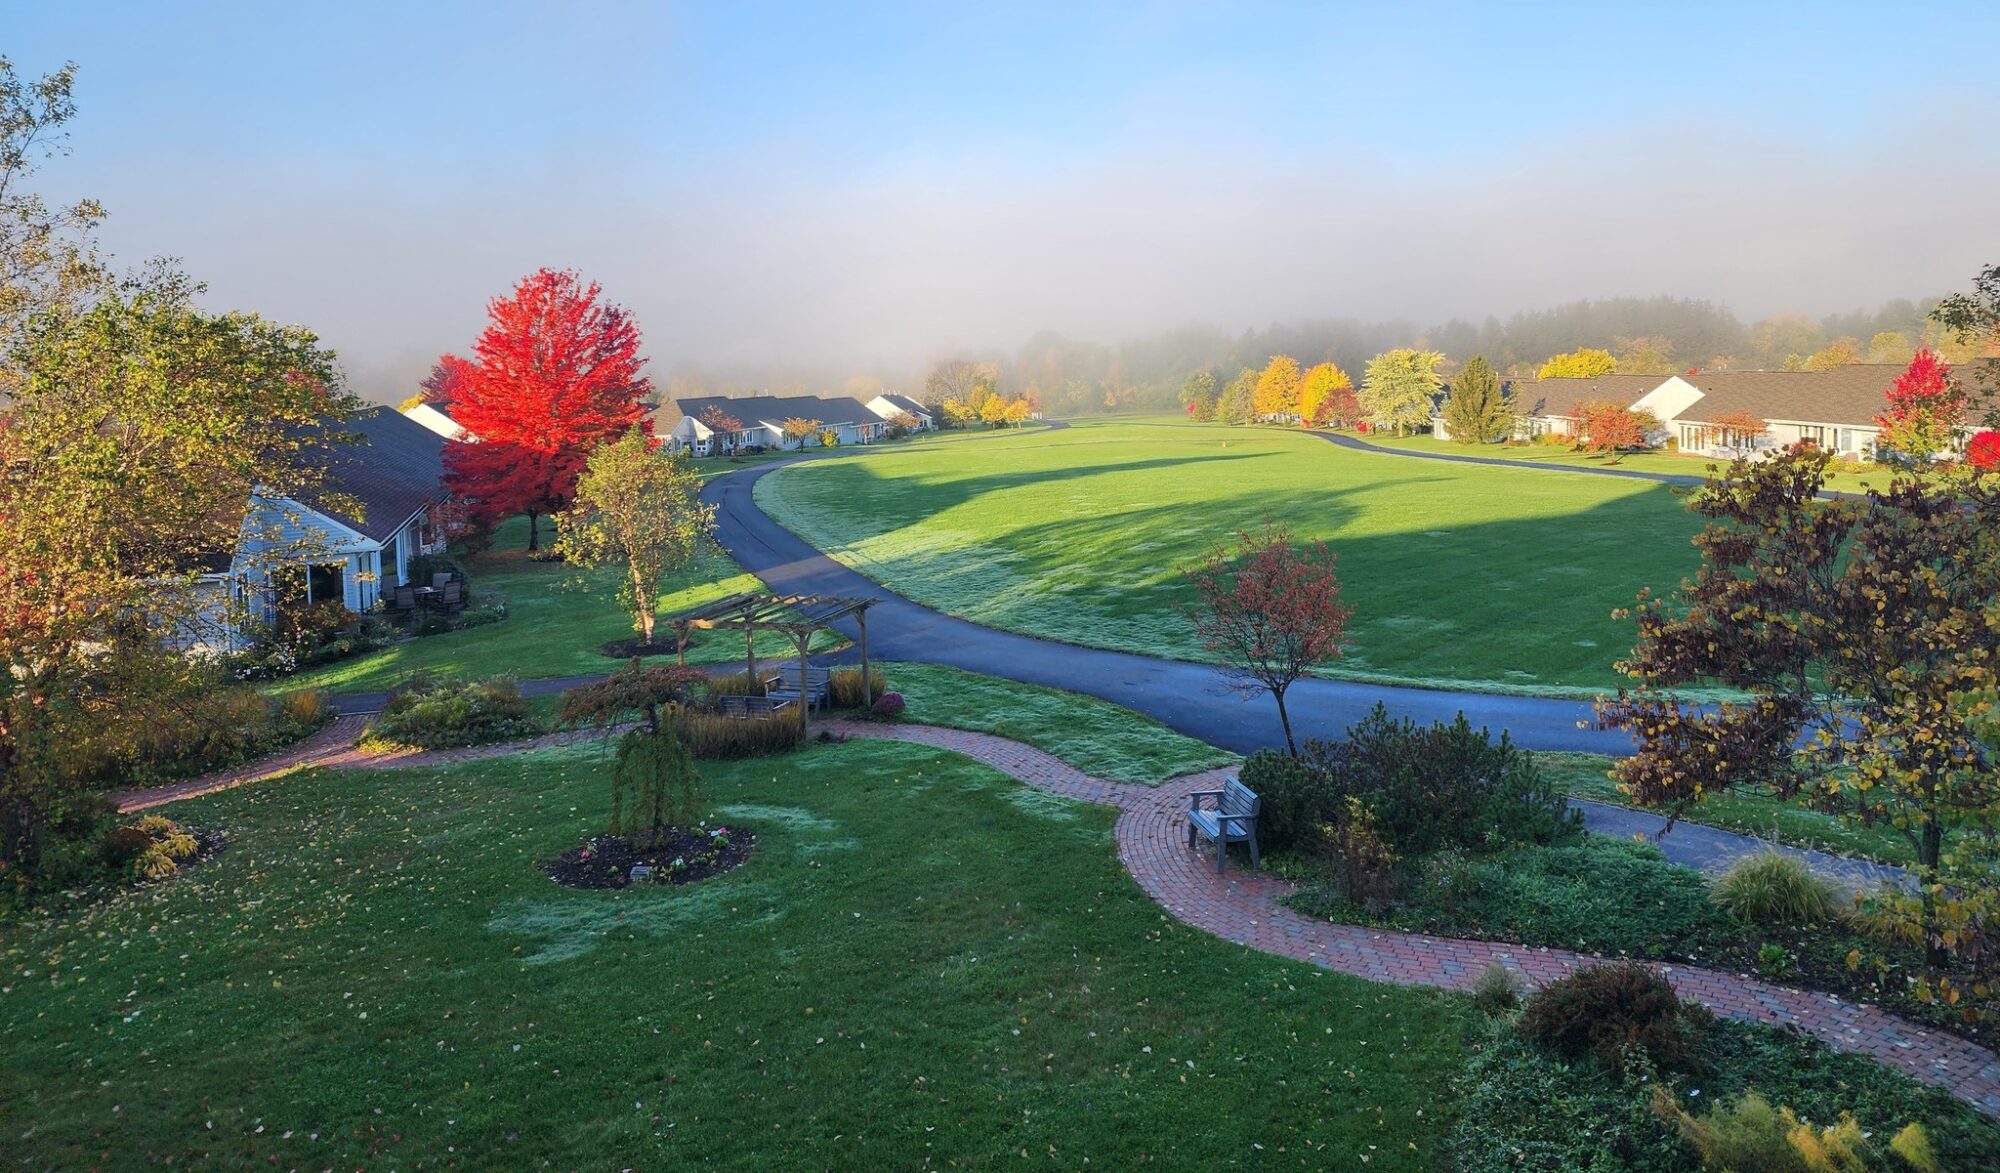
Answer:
823;719;2000;1118
115;714;2000;1115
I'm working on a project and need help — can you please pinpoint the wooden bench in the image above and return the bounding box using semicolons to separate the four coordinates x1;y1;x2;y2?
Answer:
1187;777;1261;874
717;694;797;720
763;665;832;714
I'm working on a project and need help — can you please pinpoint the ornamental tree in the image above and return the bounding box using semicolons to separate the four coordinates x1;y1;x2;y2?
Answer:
1598;449;2000;986
1440;355;1513;443
442;269;653;550
419;353;473;411
1688;406;1768;452
1537;347;1617;379
1296;362;1353;426
1215;368;1255;425
1573;400;1659;456
1360;349;1444;435
1182;522;1351;755
979;395;1010;426
1252;355;1302;420
559;660;712;843
696;404;742;452
1314;383;1363;428
780;417;822;448
553;430;714;648
1875;349;1965;464
1931;262;1999;425
1179;370;1217;421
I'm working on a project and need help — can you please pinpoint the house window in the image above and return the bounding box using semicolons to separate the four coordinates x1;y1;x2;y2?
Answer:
308;561;345;607
1798;425;1827;447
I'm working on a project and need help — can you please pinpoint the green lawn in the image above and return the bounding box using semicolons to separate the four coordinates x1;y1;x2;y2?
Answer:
881;661;1237;783
1544;752;1919;866
283;517;828;694
1357;432;1898;492
755;418;1707;695
3;740;1466;1169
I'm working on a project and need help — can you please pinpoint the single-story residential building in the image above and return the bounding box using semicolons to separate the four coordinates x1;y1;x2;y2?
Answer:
1433;361;1991;461
657;394;889;454
187;406;452;649
865;393;934;430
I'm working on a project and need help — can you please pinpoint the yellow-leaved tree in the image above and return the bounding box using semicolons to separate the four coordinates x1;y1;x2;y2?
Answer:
1537;348;1617;379
1252;355;1302;420
1295;362;1352;425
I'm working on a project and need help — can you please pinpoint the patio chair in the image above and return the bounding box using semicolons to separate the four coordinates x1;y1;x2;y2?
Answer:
394;585;418;613
440;580;463;610
432;571;454;591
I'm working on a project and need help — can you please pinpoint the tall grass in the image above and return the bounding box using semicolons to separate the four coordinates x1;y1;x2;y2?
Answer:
1709;852;1844;928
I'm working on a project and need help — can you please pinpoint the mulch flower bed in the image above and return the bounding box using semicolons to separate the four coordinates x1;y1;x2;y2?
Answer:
542;825;754;890
598;638;687;659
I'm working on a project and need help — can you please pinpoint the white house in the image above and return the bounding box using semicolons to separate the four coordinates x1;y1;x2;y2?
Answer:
658;394;889;454
188;407;452;649
865;393;933;430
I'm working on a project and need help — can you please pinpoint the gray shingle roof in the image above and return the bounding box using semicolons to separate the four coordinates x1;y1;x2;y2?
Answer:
302;407;448;541
1512;374;1673;421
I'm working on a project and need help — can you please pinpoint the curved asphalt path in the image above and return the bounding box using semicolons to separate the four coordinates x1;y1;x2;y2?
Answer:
697;425;1917;891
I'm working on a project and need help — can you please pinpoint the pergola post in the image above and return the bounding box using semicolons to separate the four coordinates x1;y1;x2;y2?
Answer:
857;608;872;708
744;602;757;687
794;629;813;736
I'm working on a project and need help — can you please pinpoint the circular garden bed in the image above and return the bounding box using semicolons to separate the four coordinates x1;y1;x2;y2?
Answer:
542;825;754;890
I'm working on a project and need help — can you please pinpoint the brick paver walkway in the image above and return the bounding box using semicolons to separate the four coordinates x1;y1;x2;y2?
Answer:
823;719;2000;1117
116;714;2000;1115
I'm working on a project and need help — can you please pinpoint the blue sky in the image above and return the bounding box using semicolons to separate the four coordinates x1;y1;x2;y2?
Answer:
12;1;2000;392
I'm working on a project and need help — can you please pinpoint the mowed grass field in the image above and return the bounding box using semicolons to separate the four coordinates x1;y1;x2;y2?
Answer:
3;740;1465;1169
756;418;1707;694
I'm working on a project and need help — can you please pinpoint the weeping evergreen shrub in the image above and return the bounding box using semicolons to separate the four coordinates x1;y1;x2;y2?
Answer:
609;706;703;846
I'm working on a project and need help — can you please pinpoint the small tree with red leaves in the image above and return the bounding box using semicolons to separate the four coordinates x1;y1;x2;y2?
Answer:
697;404;743;454
420;353;474;411
1574;400;1660;458
442;269;653;550
1969;430;2000;472
1875;349;1965;465
1182;522;1351;755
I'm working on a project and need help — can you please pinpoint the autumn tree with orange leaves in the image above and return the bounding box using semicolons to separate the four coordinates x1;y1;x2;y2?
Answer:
1183;523;1351;755
442;269;653;550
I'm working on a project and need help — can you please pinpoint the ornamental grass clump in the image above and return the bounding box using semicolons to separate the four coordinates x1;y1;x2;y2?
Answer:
1711;852;1845;929
829;667;888;710
1650;1086;1940;1173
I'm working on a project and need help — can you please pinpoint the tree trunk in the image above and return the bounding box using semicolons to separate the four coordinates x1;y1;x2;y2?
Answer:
1272;686;1298;756
525;512;540;551
1920;817;1949;973
632;565;655;645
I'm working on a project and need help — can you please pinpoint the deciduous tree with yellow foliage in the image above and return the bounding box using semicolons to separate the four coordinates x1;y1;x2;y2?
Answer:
1252;355;1302;420
1295;362;1352;426
1537;348;1618;379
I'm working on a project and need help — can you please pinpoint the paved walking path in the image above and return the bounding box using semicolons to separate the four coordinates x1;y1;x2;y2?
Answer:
115;715;1999;1114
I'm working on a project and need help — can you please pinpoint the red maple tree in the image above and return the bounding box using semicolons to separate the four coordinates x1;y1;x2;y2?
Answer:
420;353;474;410
443;269;653;549
1182;521;1351;755
1574;400;1659;458
1874;349;1965;464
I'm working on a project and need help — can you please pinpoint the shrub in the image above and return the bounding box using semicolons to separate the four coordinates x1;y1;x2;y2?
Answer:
678;710;806;759
872;691;906;717
1238;749;1324;853
1471;962;1520;1016
1518;962;1711;1077
1652;1087;1937;1172
829;667;888;709
1711;852;1844;928
102;815;201;882
456;602;506;628
1275;705;1580;859
1311;796;1398;911
365;674;537;750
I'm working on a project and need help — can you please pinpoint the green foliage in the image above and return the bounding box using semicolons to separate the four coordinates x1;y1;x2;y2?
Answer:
100;814;200;883
1359;348;1444;434
553;429;715;645
1213;368;1254;425
1309;795;1398;910
1470;963;1519;1016
608;711;703;844
1303;705;1581;857
1653;1086;1939;1172
1450;1024;1687;1171
1440;355;1514;443
1711;852;1845;929
1238;750;1322;852
365;674;537;750
1518;962;1710;1077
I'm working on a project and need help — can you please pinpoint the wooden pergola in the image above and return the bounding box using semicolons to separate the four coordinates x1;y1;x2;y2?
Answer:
666;592;881;731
